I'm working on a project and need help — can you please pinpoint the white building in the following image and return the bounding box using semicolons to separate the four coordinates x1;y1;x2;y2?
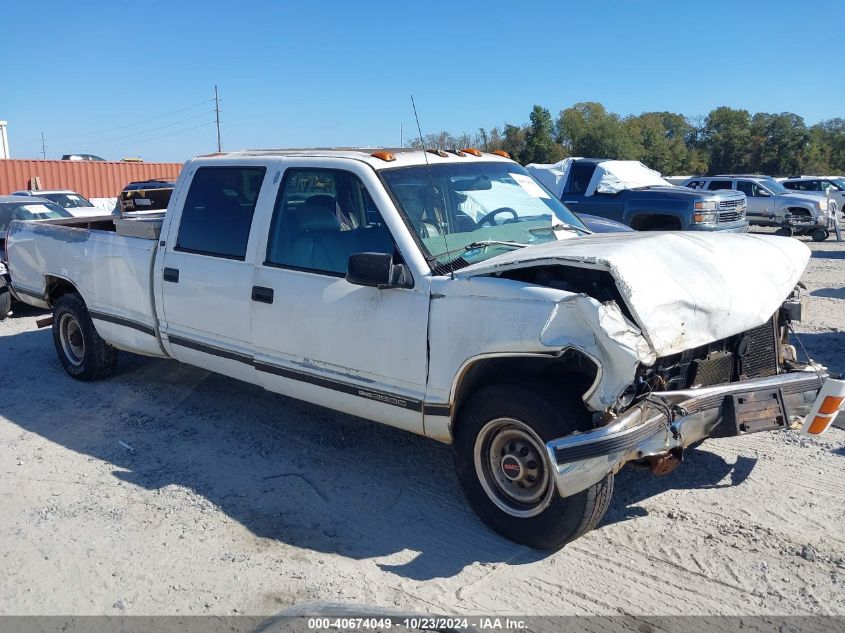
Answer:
0;121;9;159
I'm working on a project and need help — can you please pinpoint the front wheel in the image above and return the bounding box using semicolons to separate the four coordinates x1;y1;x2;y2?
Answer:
52;293;118;380
454;384;613;549
0;279;11;320
811;228;829;242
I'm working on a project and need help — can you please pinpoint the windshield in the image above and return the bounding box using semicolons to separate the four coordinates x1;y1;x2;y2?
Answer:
8;202;72;220
759;178;788;194
828;178;845;190
42;192;95;208
381;162;587;267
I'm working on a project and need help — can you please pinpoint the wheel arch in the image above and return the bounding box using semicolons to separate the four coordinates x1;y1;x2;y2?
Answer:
44;275;82;307
629;213;684;230
447;349;601;439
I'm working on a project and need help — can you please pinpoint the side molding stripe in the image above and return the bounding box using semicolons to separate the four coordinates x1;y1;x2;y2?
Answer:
90;311;156;336
167;334;450;415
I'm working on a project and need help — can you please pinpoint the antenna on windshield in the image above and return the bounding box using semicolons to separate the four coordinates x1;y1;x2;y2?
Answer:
411;95;454;279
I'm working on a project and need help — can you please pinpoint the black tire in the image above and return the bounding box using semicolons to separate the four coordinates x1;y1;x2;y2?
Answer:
774;227;794;237
454;383;614;549
811;228;829;242
0;280;10;321
52;293;118;380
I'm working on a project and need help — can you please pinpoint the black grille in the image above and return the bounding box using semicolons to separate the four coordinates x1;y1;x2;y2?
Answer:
646;314;781;390
690;351;734;387
740;317;779;378
719;199;743;209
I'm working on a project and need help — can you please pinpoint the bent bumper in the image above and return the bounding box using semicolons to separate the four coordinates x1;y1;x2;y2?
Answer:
546;370;827;497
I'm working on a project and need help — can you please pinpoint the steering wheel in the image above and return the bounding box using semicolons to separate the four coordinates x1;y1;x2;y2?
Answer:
477;207;519;227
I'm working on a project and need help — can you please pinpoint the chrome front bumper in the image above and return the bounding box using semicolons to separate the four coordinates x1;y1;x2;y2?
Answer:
546;369;826;497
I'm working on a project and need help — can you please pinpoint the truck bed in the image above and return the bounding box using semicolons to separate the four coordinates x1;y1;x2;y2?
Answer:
6;217;164;356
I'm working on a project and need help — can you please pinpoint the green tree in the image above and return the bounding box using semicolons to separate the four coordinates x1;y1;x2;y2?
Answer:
806;118;845;173
556;102;639;160
701;107;753;174
501;124;527;161
749;112;808;176
523;105;565;164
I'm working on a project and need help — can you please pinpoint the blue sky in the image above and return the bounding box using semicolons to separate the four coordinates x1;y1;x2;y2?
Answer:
1;0;841;162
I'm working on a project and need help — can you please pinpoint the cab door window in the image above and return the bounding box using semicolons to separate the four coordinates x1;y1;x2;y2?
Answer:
265;169;395;276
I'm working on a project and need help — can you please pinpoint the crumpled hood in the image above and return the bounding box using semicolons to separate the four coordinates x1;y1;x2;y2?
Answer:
456;232;810;358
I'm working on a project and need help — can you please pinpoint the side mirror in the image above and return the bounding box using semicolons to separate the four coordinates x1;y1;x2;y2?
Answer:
346;252;412;289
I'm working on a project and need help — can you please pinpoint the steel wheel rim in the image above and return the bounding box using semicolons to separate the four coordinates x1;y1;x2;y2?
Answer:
474;418;554;518
59;313;84;366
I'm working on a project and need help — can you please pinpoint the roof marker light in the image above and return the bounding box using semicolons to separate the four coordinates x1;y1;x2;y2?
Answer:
448;149;467;157
371;151;396;162
491;150;511;159
461;148;482;157
427;149;449;158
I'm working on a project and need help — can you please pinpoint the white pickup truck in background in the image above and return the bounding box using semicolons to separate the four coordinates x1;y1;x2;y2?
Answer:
6;148;841;548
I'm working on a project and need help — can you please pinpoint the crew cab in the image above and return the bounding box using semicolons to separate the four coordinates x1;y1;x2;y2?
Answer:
683;175;837;241
527;158;748;232
6;149;841;548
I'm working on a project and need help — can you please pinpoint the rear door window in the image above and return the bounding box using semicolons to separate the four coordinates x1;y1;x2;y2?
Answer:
706;180;734;191
565;163;596;195
175;166;266;260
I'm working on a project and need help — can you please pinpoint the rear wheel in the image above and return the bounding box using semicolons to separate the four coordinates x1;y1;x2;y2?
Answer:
774;227;794;237
52;293;118;380
454;384;614;549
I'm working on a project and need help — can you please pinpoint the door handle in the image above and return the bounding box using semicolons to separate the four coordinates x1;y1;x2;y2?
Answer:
251;286;274;304
163;267;179;283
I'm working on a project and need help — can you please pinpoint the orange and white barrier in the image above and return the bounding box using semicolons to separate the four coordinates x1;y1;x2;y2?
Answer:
802;378;845;435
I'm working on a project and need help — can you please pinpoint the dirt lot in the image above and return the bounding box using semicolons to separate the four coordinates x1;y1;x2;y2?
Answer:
1;232;843;616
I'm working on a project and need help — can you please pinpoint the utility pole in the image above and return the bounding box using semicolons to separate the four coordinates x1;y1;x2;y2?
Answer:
400;123;403;148
214;85;222;152
40;132;47;159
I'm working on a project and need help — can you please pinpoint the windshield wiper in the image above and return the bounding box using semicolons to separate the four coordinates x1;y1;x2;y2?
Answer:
463;240;528;252
529;222;585;234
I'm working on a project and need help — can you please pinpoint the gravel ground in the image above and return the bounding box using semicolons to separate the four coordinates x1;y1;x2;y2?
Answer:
0;232;843;616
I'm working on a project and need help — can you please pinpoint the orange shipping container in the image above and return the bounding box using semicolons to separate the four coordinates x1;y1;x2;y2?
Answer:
0;159;183;199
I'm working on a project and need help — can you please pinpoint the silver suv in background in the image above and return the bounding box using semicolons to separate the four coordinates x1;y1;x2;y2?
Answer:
683;175;837;241
781;176;845;214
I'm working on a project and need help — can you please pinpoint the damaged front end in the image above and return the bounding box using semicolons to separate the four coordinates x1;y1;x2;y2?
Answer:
456;232;838;498
546;286;835;498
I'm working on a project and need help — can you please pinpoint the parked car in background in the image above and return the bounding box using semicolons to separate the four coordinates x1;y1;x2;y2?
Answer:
576;213;635;233
781;176;845;215
683;175;837;241
61;154;106;161
527;158;748;232
12;189;105;218
119;179;175;215
0;195;73;318
6;148;834;548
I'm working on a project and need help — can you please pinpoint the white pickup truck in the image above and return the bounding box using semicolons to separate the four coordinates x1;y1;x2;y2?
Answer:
6;148;841;549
